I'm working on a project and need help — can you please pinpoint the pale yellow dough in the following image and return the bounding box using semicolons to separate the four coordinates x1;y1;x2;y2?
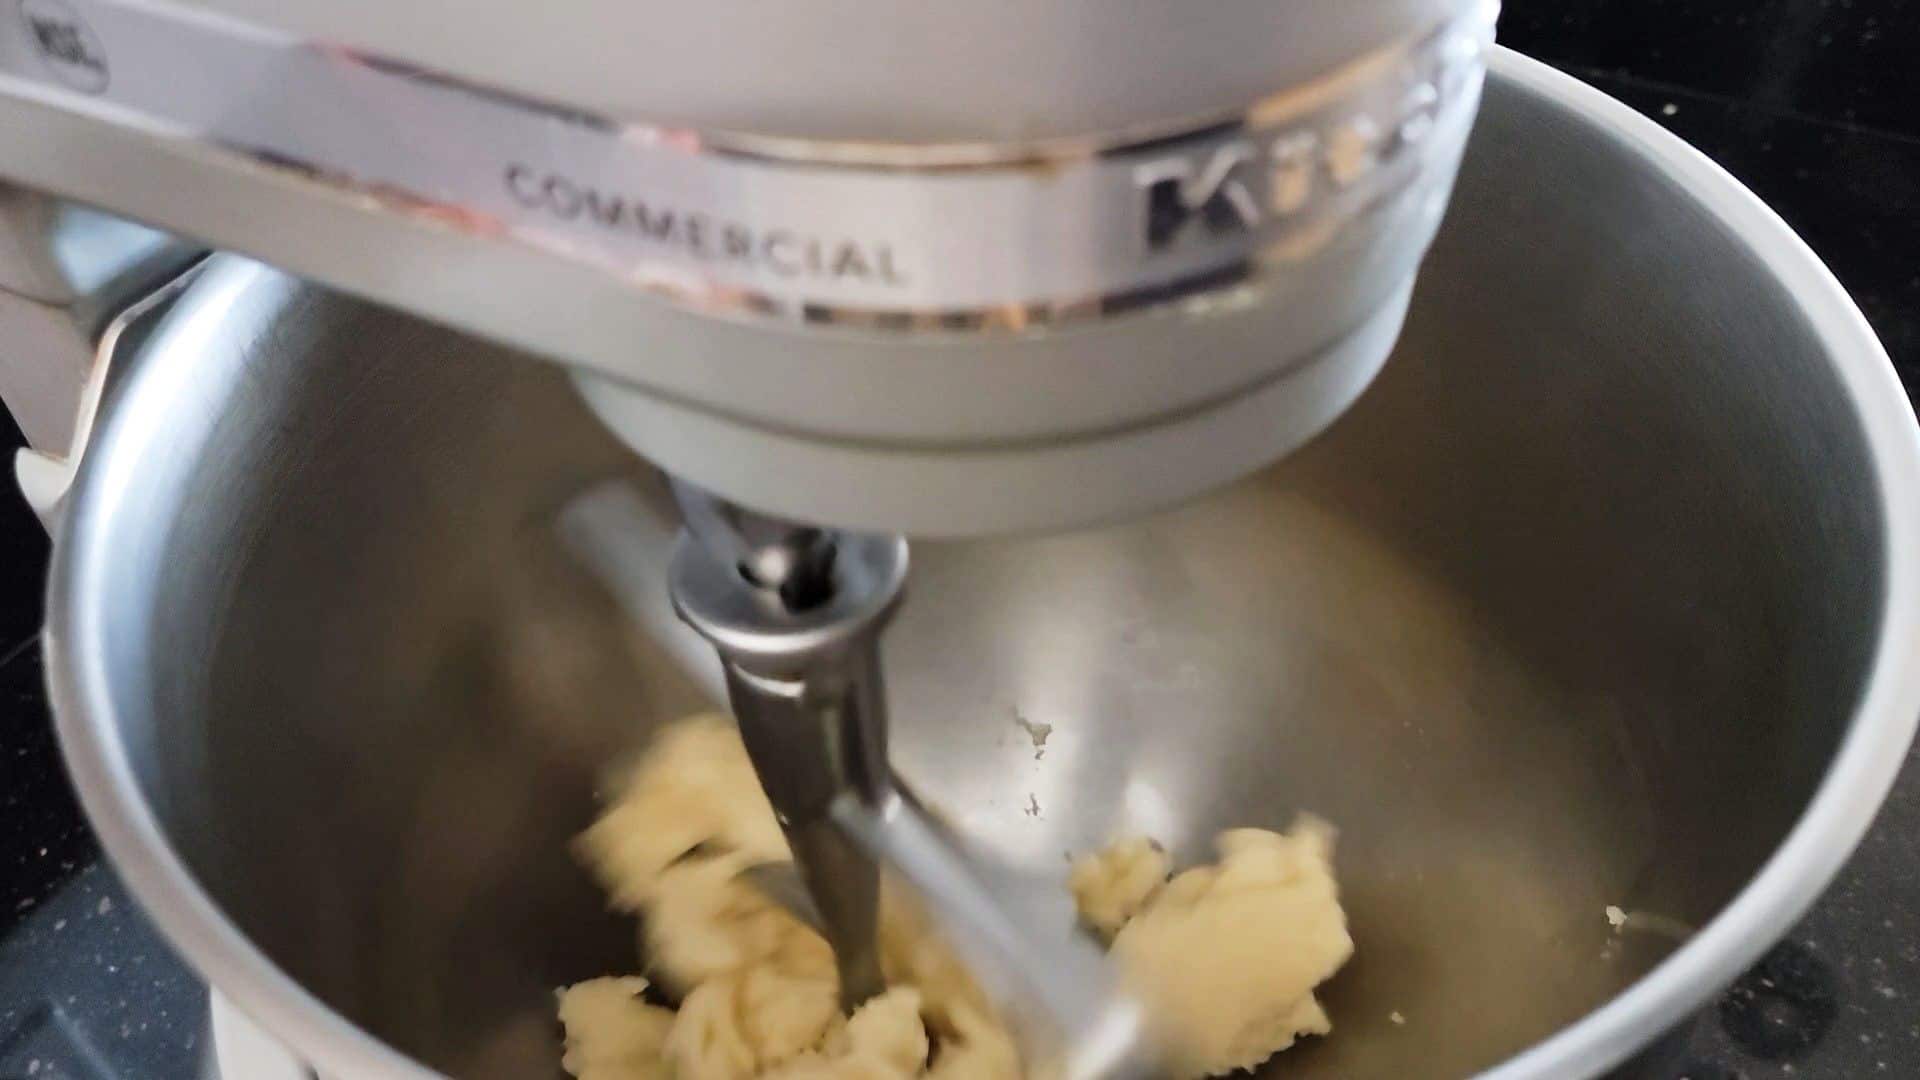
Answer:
560;714;1350;1079
1109;824;1352;1077
1067;837;1171;942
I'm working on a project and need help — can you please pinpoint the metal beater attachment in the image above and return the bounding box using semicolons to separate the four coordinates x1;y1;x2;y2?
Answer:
668;480;897;1010
667;483;1162;1077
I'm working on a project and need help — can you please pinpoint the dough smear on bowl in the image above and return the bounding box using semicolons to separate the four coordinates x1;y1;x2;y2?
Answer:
559;714;1352;1078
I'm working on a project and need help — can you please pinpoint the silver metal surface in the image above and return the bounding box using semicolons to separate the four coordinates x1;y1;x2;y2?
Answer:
43;54;1920;1080
669;484;837;608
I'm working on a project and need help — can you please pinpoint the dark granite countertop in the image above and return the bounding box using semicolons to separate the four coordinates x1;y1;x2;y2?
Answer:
2;2;1917;1077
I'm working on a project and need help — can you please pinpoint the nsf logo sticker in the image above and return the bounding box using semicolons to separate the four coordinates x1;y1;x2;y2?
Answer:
19;0;108;93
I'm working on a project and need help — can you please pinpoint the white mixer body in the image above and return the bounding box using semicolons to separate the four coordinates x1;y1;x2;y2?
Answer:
0;0;1493;533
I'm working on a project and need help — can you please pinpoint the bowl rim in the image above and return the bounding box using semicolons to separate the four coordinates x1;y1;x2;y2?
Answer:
42;48;1920;1080
1475;49;1920;1080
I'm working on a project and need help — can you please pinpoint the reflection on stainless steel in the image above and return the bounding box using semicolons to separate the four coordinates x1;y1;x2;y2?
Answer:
43;58;1920;1080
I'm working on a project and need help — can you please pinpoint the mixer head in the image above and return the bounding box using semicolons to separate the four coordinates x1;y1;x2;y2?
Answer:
0;0;1493;536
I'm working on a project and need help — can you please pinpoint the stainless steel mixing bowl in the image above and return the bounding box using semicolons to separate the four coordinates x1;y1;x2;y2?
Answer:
43;52;1920;1080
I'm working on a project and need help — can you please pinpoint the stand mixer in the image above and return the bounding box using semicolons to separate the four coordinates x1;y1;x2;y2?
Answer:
0;1;1498;1073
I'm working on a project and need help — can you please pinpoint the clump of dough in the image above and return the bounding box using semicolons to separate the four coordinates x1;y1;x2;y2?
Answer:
559;715;1351;1079
576;715;789;912
762;988;930;1079
1068;836;1171;941
566;714;1010;1079
558;977;674;1080
1110;822;1352;1076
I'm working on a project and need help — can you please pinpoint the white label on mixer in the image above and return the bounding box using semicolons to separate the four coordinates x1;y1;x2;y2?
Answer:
0;0;1491;324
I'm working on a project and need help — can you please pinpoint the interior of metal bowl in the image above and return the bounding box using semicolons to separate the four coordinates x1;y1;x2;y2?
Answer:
51;67;1895;1079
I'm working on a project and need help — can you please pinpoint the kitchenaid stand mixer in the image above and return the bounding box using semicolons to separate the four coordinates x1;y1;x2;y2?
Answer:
0;0;1496;1072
